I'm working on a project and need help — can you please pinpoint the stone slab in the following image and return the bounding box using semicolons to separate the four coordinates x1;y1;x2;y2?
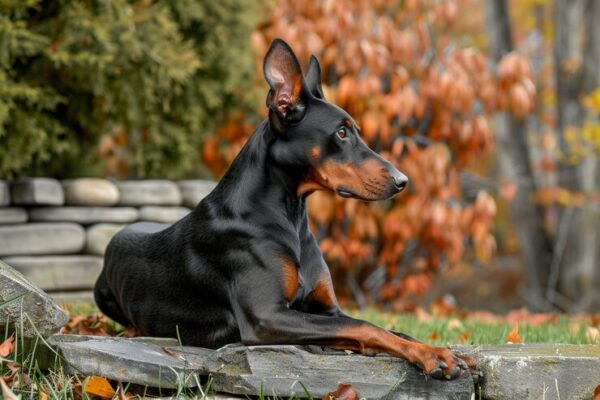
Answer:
177;180;217;208
0;207;27;224
208;344;473;399
117;180;182;206
0;223;85;256
139;206;191;223
28;207;139;224
2;255;103;291
47;336;600;399
49;335;206;389
63;178;120;206
0;259;68;338
452;343;600;400
48;336;473;398
10;178;64;205
85;223;125;255
0;180;9;206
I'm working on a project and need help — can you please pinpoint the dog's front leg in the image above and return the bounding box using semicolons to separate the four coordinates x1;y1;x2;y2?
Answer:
234;277;467;381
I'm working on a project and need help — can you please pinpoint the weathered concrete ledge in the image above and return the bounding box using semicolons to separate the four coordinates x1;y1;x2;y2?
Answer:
46;335;600;400
452;344;600;400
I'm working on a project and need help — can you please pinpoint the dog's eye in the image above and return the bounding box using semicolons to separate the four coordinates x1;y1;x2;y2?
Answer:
336;128;347;140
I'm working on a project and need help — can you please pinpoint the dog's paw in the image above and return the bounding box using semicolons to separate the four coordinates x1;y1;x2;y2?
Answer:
411;345;469;380
457;354;484;385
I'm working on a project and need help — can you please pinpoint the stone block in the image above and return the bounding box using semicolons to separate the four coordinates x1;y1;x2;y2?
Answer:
0;207;27;224
0;180;9;206
139;206;191;223
453;343;600;400
49;336;474;398
85;223;125;255
10;178;64;205
49;335;203;389
117;180;182;206
2;255;103;291
63;178;120;206
178;180;217;208
0;259;68;338
29;207;138;224
0;223;85;256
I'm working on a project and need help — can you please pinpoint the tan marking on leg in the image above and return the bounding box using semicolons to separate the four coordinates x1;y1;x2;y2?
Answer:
333;324;460;376
308;272;337;309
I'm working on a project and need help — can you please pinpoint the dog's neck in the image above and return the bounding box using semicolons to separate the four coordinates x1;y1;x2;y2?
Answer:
206;121;307;230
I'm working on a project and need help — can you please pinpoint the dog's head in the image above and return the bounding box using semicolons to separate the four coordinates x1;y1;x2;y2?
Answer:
264;39;408;201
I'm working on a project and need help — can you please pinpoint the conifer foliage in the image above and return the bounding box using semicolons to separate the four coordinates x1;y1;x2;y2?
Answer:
0;0;261;178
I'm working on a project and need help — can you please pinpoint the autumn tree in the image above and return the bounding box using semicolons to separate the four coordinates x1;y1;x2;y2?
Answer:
202;0;532;309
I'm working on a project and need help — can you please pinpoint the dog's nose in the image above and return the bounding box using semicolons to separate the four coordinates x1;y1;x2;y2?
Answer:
392;171;408;192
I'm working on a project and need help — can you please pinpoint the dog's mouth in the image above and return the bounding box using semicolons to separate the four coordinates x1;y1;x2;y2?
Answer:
336;188;354;198
336;186;391;201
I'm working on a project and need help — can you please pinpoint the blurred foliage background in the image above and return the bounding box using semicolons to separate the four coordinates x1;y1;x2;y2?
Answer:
0;0;262;178
1;0;598;312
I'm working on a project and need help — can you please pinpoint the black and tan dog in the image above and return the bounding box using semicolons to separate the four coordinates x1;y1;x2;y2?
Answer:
95;39;474;380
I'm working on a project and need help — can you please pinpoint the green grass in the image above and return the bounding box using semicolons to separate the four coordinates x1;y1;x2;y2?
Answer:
348;308;593;345
62;303;594;345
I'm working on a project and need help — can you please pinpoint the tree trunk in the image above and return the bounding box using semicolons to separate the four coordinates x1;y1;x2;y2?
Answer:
575;0;600;310
553;0;599;310
485;0;554;310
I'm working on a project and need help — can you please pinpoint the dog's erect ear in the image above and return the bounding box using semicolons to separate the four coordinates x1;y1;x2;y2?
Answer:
305;55;325;99
264;39;306;121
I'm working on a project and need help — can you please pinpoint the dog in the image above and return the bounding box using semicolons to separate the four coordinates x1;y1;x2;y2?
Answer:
95;38;475;380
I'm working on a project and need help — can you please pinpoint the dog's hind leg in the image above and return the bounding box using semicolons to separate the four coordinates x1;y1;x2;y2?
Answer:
93;270;130;327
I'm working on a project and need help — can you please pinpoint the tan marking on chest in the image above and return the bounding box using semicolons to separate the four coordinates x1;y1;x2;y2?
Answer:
280;257;299;302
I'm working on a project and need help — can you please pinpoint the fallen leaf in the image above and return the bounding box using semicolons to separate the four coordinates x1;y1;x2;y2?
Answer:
593;384;600;400
506;324;522;343
457;331;471;344
0;334;15;357
414;307;431;322
0;378;19;400
322;383;358;400
428;331;441;340
431;297;455;317
119;326;140;338
84;376;115;399
586;326;600;344
447;318;464;331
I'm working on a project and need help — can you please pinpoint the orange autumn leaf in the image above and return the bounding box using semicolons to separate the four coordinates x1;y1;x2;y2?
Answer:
428;331;441;340
457;331;471;344
322;383;359;400
84;376;115;399
506;324;522;343
446;318;464;331
586;326;600;344
0;334;15;357
593;384;600;400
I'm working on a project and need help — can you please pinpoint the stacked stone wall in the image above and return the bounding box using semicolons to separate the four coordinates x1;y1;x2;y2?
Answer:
0;178;216;300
